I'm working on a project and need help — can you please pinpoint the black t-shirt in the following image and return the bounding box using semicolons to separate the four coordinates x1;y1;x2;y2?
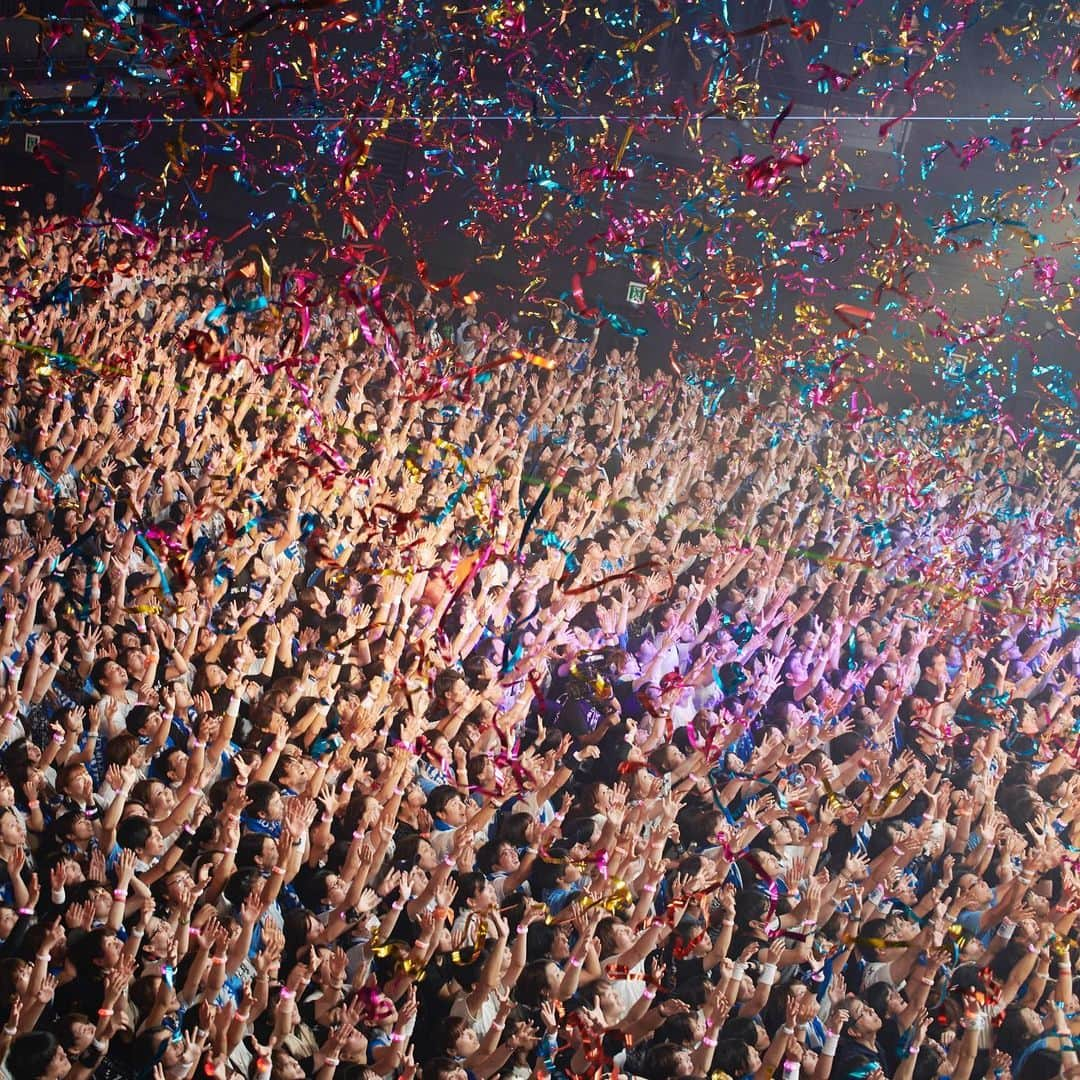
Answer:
912;678;941;702
878;1016;903;1074
557;693;603;740
54;971;107;1018
833;1037;885;1080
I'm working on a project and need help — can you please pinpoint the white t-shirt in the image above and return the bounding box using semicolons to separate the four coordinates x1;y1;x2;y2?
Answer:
861;960;897;989
450;987;500;1035
605;957;646;1020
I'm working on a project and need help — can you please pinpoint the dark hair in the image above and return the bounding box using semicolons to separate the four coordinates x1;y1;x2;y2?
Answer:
6;1032;61;1079
50;810;86;844
917;646;944;674
154;746;187;780
426;785;462;819
126;704;158;736
55;1011;91;1052
433;1016;470;1057
394;833;431;869
245;781;279;819
454;871;488;908
997;1006;1040;1057
655;1012;698;1046
865;980;893;1020
66;928;117;969
423;1058;469;1080
236;832;272;868
89;657;117;691
475;840;511;876
495;812;533;848
297;870;337;911
913;1045;947;1080
224;868;263;908
116;815;153;852
514;960;555;1008
720;1016;760;1048
713;1039;754;1077
643;1042;689;1080
1017;1051;1064;1080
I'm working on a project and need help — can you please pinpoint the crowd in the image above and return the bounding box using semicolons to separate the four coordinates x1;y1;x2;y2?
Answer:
0;198;1078;1080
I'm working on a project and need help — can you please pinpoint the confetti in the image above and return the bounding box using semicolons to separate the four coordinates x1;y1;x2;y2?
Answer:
0;0;1074;448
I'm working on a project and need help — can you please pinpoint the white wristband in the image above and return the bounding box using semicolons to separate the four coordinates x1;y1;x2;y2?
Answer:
824;1034;839;1056
996;920;1016;941
759;962;778;987
732;962;747;983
